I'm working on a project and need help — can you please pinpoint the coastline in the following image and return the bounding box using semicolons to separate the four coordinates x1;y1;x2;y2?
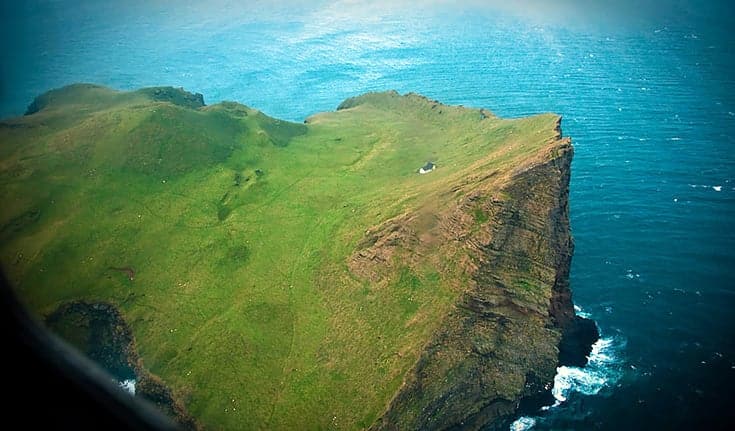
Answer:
372;122;599;430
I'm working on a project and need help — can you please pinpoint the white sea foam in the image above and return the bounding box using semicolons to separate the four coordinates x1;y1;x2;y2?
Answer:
119;378;136;395
573;304;591;319
509;309;624;431
689;184;724;191
509;416;537;431
551;337;621;405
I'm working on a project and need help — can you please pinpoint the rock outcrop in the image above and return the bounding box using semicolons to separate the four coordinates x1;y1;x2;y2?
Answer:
371;124;597;430
2;86;595;430
46;301;199;430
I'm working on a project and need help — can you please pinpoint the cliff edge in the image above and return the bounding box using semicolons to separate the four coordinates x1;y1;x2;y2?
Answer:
371;121;597;430
0;86;596;430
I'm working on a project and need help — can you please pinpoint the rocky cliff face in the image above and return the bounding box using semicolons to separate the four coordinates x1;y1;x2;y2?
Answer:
1;85;595;429
372;125;597;430
45;301;199;430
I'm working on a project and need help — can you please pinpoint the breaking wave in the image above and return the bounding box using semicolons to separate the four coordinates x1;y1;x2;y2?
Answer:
509;310;625;430
118;378;136;395
510;416;537;431
550;337;622;405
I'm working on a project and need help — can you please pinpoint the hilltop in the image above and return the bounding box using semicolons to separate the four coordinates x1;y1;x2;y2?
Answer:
0;84;595;430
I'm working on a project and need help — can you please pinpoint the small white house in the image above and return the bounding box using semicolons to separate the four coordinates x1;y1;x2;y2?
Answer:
418;162;436;174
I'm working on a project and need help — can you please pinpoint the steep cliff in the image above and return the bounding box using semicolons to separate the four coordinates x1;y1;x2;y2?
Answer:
371;125;597;430
0;86;594;430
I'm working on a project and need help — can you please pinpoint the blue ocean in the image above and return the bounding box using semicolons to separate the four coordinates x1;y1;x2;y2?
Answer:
2;1;734;429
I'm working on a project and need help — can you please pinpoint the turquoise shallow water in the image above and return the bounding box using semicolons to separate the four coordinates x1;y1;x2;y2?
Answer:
2;1;734;429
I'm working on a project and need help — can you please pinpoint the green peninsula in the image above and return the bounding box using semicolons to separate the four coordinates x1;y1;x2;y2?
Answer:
0;84;593;430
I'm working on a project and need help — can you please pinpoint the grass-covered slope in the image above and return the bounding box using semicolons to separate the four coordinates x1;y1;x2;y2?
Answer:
0;85;568;430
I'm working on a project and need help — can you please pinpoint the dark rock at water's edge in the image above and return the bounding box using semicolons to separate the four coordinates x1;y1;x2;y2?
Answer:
45;301;198;430
46;301;137;383
371;120;599;431
502;317;599;430
559;316;599;368
2;271;183;430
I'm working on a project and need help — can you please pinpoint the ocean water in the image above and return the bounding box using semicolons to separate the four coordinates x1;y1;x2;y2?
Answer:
2;1;734;429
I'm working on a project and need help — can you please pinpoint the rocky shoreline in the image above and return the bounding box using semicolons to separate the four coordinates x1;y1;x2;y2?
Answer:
45;301;198;430
372;122;598;430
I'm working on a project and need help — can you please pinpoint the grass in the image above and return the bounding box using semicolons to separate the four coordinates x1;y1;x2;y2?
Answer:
0;85;563;430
